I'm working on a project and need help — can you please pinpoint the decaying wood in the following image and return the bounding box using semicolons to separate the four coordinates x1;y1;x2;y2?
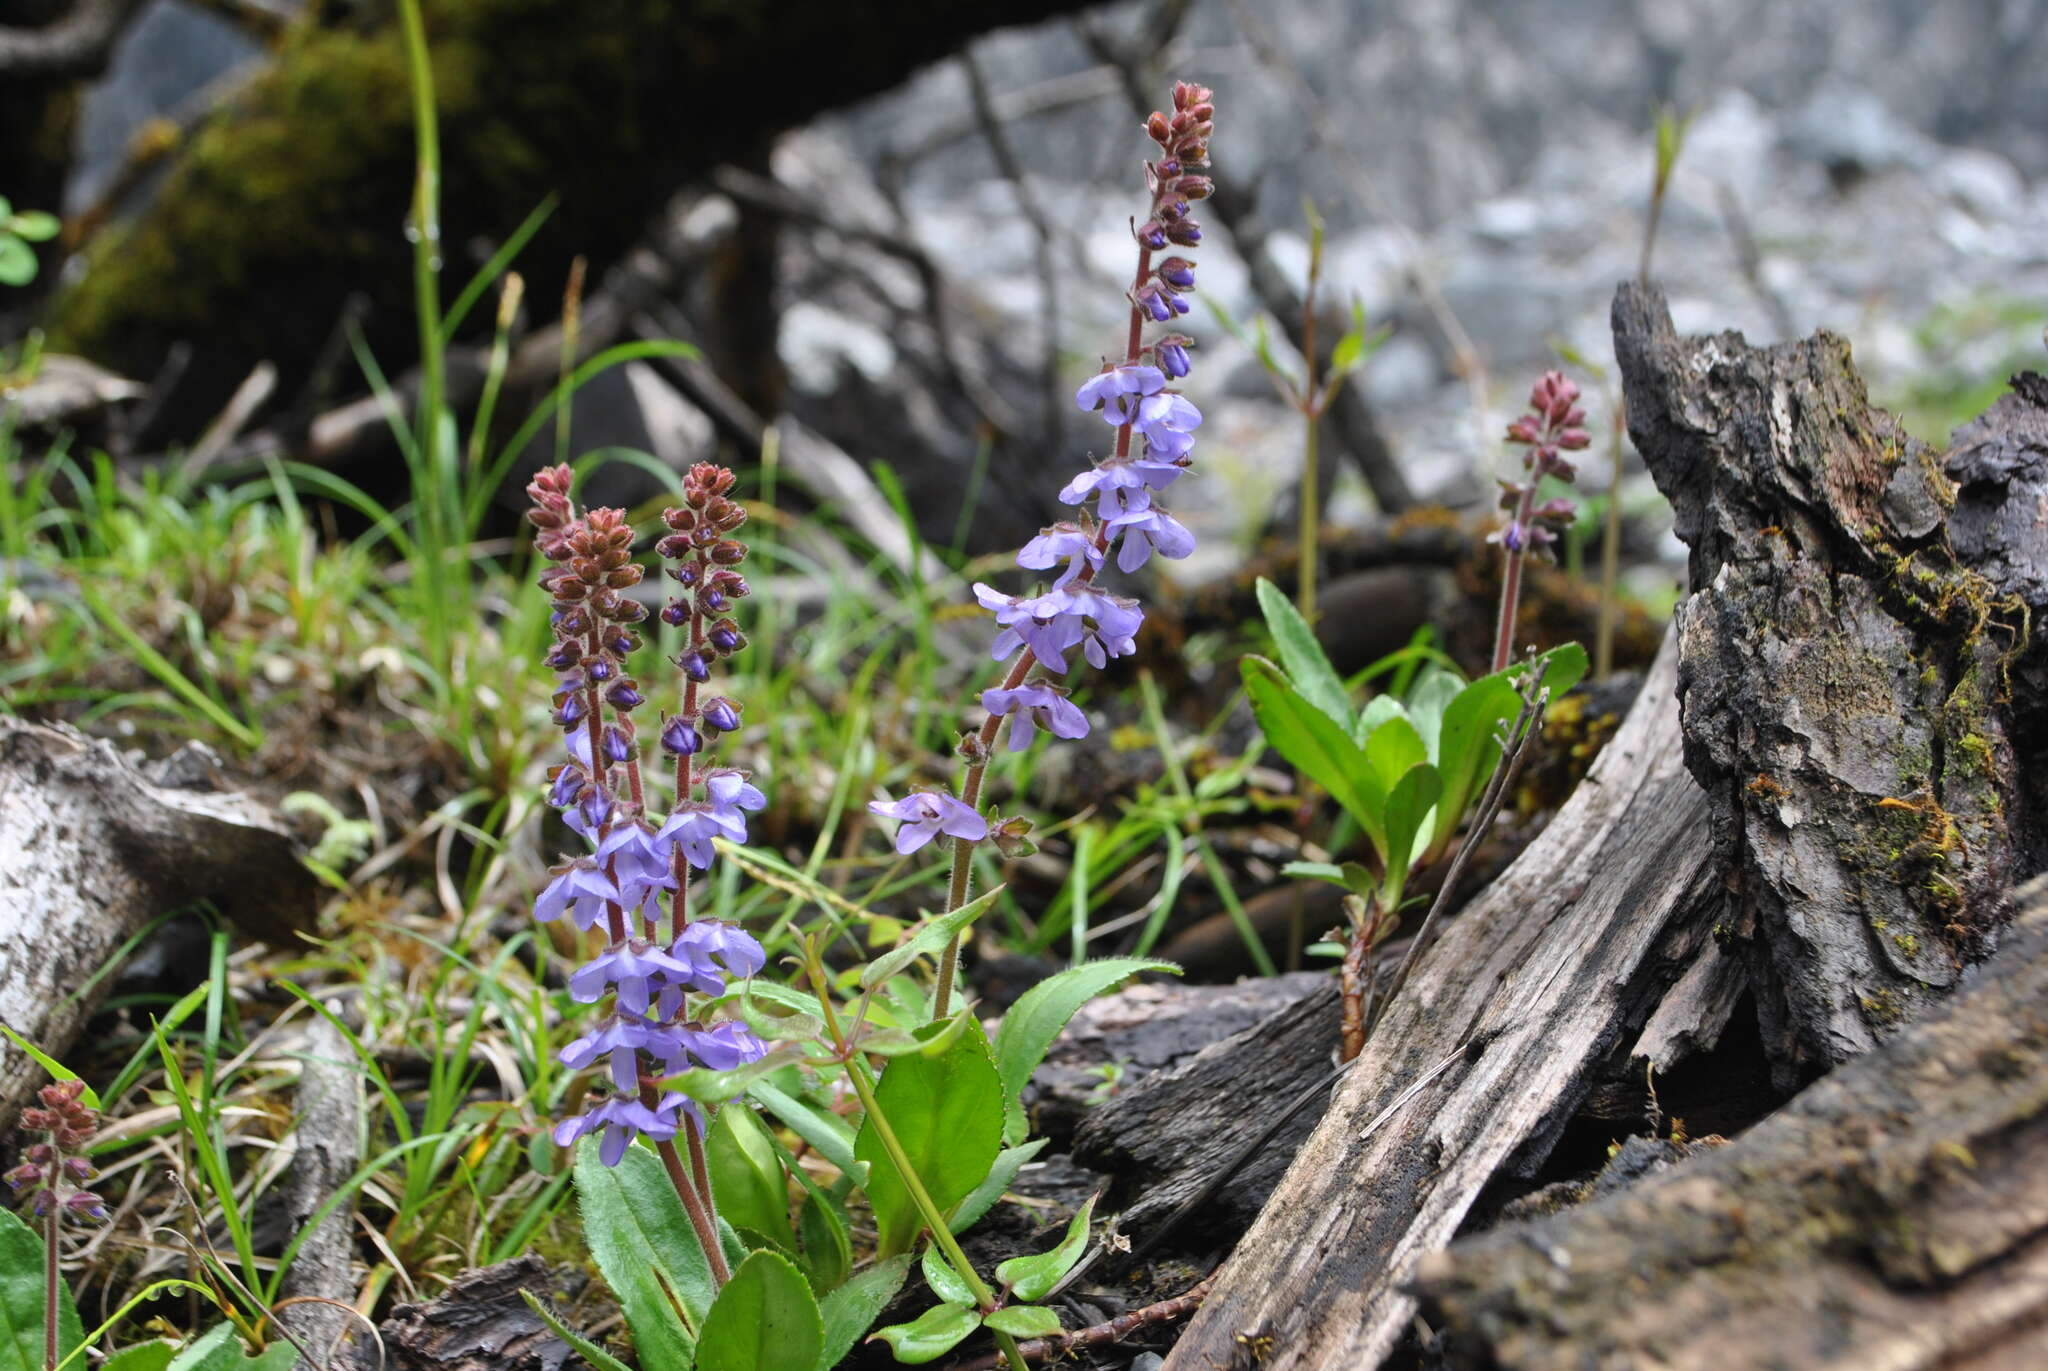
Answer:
1151;292;2045;1370
371;1257;581;1371
1416;877;2048;1371
0;719;316;1127
280;1017;366;1371
1073;976;1343;1238
1029;971;1329;1145
1615;283;2041;1083
1162;632;1722;1371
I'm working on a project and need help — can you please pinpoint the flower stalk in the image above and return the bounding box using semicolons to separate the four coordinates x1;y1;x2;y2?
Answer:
6;1081;105;1371
872;81;1218;1018
526;462;776;1289
1489;371;1589;672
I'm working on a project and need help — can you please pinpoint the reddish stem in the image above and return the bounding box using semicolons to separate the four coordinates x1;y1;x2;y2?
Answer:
1491;483;1538;673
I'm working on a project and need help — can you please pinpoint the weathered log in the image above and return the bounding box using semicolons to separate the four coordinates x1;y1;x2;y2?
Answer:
1157;292;2046;1370
1614;284;2044;1085
371;1257;583;1371
1072;975;1343;1240
1415;876;2048;1371
0;719;316;1126
1162;631;1725;1370
280;1018;366;1371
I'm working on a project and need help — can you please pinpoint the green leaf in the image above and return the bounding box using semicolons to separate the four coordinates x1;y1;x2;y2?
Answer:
993;1193;1097;1303
100;1343;179;1371
160;1326;290;1371
1352;692;1408;747
706;1106;792;1246
1519;641;1590;700
695;1251;823;1371
6;211;58;243
866;1302;980;1365
0;1027;98;1109
0;238;37;286
992;958;1176;1145
0;1209;82;1371
919;1246;977;1307
1253;578;1351;728
983;1305;1064;1338
795;1190;850;1294
861;884;1005;992
1242;655;1383;855
520;1293;637;1371
1404;667;1465;763
573;1140;713;1367
1424;671;1521;864
949;1138;1048;1236
1379;763;1442;908
731;984;824;1043
656;1051;794;1103
816;1255;911;1371
854;1019;1004;1257
748;1081;858;1176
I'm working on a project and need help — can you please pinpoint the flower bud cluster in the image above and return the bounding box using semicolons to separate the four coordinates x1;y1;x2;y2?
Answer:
871;82;1215;856
4;1080;106;1222
1490;370;1589;554
525;465;768;1167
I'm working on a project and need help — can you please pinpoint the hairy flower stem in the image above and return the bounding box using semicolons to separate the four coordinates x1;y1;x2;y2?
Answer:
648;1117;730;1287
1297;247;1322;626
930;249;1154;1021
43;1203;57;1371
1491;482;1538;673
813;967;1027;1370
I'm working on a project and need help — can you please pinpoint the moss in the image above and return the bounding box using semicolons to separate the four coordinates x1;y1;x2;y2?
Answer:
1892;931;1922;958
1858;987;1908;1028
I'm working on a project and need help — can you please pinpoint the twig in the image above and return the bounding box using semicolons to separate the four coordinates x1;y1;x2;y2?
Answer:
949;1274;1216;1371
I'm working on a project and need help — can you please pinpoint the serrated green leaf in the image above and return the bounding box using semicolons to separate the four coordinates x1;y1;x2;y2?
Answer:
520;1292;637;1371
867;1302;980;1365
993;1193;1097;1303
817;1255;911;1370
983;1305;1063;1338
695;1251;822;1371
992;959;1176;1145
920;1246;976;1307
1254;578;1350;728
949;1137;1047;1236
1242;655;1383;856
854;1019;1004;1257
707;1107;792;1247
573;1141;712;1366
862;885;1005;992
0;1210;82;1371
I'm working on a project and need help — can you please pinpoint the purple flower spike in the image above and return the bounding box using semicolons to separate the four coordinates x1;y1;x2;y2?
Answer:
1108;502;1196;572
867;791;988;855
661;716;702;756
1017;523;1104;587
554;1094;695;1166
672;918;768;995
702;698;742;734
678;1020;770;1072
983;683;1090;751
1074;365;1166;424
571;941;701;1014
559;1012;686;1090
535;859;622;932
1155;340;1191;378
705;769;767;819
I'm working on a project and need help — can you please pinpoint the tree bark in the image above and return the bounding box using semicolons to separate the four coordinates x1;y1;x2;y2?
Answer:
1613;284;2042;1086
1415;876;2048;1371
0;719;317;1127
